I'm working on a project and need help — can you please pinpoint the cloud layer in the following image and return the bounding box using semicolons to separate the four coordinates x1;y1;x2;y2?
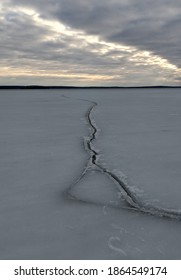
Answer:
1;0;181;85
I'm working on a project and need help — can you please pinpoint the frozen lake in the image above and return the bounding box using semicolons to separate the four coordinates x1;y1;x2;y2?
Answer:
0;88;181;259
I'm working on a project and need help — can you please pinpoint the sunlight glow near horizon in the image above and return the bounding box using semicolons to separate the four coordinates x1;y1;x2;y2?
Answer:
0;67;110;81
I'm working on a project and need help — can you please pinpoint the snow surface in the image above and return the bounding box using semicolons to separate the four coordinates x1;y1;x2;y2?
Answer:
0;88;181;259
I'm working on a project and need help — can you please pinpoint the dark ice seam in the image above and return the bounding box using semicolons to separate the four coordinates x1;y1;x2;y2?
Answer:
62;95;181;221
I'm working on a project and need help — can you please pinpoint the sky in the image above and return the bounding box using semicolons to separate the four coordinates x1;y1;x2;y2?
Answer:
0;0;181;86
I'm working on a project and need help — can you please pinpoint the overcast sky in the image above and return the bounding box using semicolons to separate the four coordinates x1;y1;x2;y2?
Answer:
0;0;181;86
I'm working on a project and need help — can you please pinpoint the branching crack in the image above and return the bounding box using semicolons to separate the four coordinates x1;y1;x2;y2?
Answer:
63;95;181;221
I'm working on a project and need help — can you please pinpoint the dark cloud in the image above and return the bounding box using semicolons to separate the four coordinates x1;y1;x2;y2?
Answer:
1;0;181;85
9;0;180;68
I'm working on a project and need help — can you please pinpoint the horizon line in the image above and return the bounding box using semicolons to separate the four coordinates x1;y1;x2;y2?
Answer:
0;85;181;89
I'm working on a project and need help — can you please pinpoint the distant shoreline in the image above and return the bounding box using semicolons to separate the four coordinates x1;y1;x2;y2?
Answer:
0;85;181;90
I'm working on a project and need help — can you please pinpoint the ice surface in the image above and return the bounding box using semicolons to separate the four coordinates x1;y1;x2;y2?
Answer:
94;89;181;209
0;88;181;259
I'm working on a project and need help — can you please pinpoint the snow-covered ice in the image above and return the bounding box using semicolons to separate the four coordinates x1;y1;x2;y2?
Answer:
0;88;181;259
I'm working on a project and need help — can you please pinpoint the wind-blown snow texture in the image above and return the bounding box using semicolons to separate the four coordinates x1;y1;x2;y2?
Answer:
0;88;181;259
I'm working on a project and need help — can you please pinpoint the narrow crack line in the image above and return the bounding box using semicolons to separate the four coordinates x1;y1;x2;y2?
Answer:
62;94;181;221
61;94;97;201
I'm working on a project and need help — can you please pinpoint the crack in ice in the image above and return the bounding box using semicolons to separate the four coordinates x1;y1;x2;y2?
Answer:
63;95;181;221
